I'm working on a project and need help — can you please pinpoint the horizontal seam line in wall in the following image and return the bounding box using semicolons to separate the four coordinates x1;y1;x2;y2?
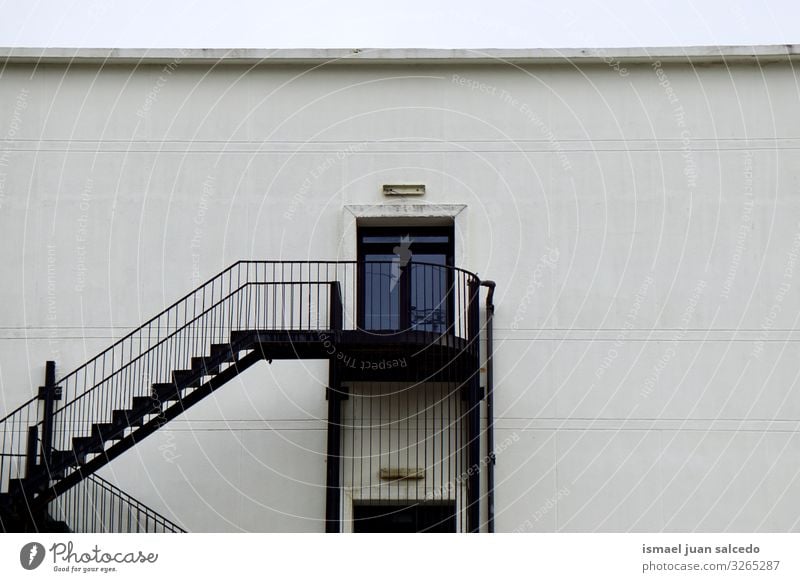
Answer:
499;427;800;433
153;426;800;433
5;337;800;342
3;327;793;332
3;147;798;153
499;417;800;422
492;338;800;342
496;328;800;332
6;136;800;146
6;137;800;144
3;327;797;332
155;419;800;425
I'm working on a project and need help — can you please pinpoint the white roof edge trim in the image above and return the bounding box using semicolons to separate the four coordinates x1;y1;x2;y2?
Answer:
0;45;798;65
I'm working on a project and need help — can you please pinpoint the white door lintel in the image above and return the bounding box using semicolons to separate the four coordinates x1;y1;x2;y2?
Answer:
340;204;467;262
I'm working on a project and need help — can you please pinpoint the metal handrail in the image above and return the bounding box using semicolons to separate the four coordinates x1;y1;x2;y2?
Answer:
0;261;481;497
48;473;186;533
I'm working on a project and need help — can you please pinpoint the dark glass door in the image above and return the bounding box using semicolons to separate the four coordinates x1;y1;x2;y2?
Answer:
358;226;454;333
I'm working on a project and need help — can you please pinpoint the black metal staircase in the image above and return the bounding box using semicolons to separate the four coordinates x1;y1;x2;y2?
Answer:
0;261;484;533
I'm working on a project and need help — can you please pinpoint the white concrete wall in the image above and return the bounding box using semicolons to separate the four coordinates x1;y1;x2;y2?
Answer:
1;53;799;531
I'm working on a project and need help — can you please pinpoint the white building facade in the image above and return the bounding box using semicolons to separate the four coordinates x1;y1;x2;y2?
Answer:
1;46;799;532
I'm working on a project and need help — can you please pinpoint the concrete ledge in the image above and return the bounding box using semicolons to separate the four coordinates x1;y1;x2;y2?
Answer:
0;45;798;66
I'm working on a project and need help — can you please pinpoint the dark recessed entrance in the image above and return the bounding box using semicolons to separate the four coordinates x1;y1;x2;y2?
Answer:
357;225;455;333
352;502;457;533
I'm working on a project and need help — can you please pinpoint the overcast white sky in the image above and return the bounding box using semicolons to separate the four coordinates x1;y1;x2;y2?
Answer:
0;0;797;48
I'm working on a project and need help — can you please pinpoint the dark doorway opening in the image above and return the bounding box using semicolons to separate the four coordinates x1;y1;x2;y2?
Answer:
352;501;457;533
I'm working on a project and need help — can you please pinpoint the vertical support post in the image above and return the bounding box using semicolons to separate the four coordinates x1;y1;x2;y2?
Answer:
399;261;411;331
466;379;481;533
325;282;343;533
466;279;481;533
25;426;39;479
23;360;61;530
325;362;342;533
330;282;342;332
38;360;60;477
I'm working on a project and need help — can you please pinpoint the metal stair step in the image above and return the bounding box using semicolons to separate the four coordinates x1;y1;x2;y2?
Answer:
131;396;161;414
209;343;236;360
91;422;121;442
171;369;199;388
191;356;221;375
52;448;85;468
152;383;180;402
72;436;104;456
44;466;66;480
112;409;143;429
229;331;252;344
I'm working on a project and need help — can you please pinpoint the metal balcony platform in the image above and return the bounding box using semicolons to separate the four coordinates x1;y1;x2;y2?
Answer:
234;329;478;382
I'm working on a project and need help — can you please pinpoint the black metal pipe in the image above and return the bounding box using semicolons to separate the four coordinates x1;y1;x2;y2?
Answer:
325;363;342;533
466;279;481;532
480;281;496;533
